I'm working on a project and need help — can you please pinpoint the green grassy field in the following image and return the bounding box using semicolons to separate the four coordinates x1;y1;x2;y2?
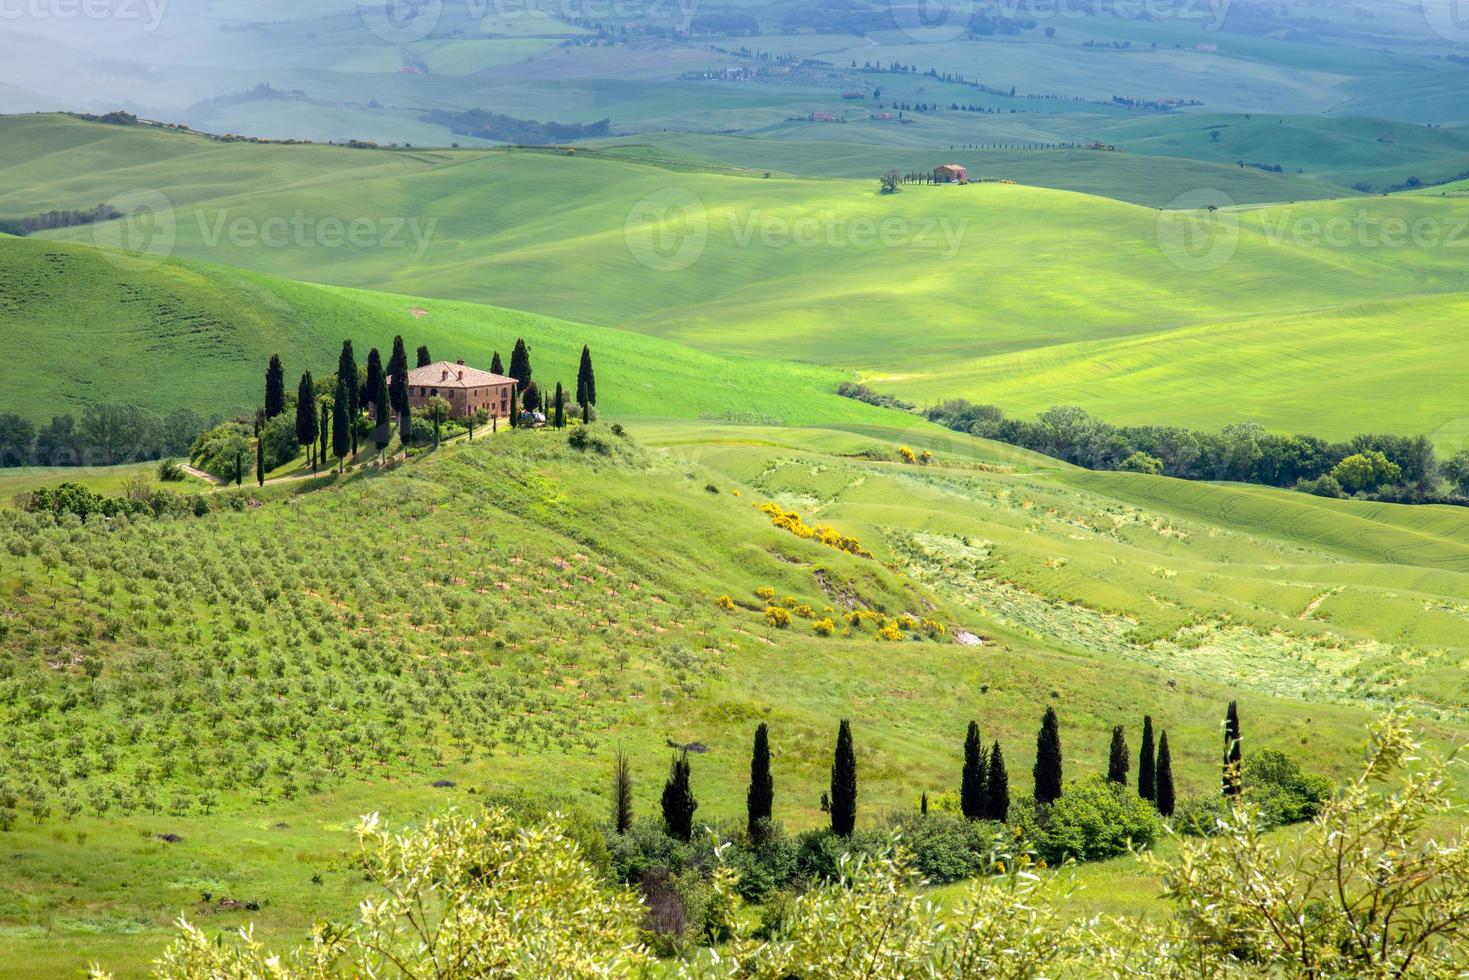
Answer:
7;416;1464;977
10;115;1469;442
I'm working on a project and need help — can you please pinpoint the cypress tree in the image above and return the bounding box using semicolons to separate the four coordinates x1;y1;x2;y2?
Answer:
416;345;432;368
960;721;987;821
1156;732;1176;817
747;723;773;836
509;396;521;429
362;348;383;411
1138;715;1156;802
491;351;505;376
577;345;597;415
264;355;286;419
331;378;350;470
1223;701;1243;797
374;372;391;459
660;752;697;842
319;401;329;467
984;741;1009;821
920;792;928;816
553;382;566;429
612;750;633;835
337;341;359;455
509;338;532;392
295;372;317;470
830;719;857;837
1107;725;1129;784
387;336;409;414
1033;706;1063;806
524;381;541;414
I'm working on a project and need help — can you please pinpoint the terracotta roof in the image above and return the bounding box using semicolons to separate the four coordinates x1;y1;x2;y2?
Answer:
937;163;966;172
398;361;518;389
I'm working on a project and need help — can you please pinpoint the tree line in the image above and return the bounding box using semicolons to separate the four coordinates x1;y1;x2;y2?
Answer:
0;404;207;468
922;400;1469;504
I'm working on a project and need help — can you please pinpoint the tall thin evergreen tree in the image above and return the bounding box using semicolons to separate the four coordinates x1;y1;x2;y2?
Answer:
660;752;697;842
984;741;1009;821
416;345;431;368
1107;726;1129;784
362;348;383;411
1033;707;1063;806
1223;701;1243;797
374;373;391;460
1156;732;1176;817
553;382;566;429
491;351;505;376
331;378;350;470
295;372;317;472
747;723;773;836
264;355;286;419
509;338;532;392
830;719;857;837
612;750;634;835
318;401;329;467
960;721;987;821
387;336;409;414
1138;715;1156;802
576;345;597;417
337;341;359;455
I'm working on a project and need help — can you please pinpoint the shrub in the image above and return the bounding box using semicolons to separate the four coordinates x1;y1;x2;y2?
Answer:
754;586;776;601
1017;775;1163;863
716;595;736;611
876;621;903;642
812;617;836;636
1244;749;1333;828
764;606;792;629
157;459;186;482
899;446;918;464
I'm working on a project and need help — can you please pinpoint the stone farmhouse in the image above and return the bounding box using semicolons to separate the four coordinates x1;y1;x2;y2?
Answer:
397;360;518;420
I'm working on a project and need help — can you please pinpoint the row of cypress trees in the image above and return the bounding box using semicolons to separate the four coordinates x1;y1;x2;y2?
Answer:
637;702;1247;842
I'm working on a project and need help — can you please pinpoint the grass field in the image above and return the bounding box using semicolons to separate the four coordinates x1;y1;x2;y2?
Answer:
8;417;1464;977
6;114;1469;442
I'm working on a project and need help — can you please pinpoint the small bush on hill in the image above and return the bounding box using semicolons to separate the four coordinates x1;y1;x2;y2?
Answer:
1016;775;1163;863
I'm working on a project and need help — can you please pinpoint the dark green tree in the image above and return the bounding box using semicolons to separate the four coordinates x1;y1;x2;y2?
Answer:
1223;701;1243;797
295;372;318;473
920;792;928;816
1138;715;1156;802
416;345;431;368
524;381;542;414
373;372;391;460
387;336;409;414
830;719;857;837
264;355;286;419
984;741;1009;821
553;383;566;429
337;341;359;455
1034;706;1063;806
612;750;633;835
331;378;351;470
491;351;505;376
318;401;329;467
747;723;773;836
960;721;987;821
576;345;597;417
509;396;521;429
1107;725;1129;784
1156;731;1176;817
362;348;383;411
661;751;697;842
509;338;532;392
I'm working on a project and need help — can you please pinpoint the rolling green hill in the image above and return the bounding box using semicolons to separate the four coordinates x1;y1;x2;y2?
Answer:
6;113;1469;441
4;416;1468;975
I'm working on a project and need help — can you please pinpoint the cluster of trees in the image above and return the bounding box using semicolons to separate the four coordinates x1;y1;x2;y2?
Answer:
137;714;1469;978
421;109;611;144
0;203;121;236
923;401;1469;503
0;405;206;468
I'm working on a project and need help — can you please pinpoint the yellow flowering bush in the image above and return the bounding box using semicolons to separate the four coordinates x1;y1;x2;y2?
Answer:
899;446;918;464
765;606;792;629
877;621;904;642
813;617;837;637
754;586;776;601
716;594;736;611
758;503;871;558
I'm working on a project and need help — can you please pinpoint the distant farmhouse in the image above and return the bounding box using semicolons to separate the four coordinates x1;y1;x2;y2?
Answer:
934;163;968;184
397;360;518;420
